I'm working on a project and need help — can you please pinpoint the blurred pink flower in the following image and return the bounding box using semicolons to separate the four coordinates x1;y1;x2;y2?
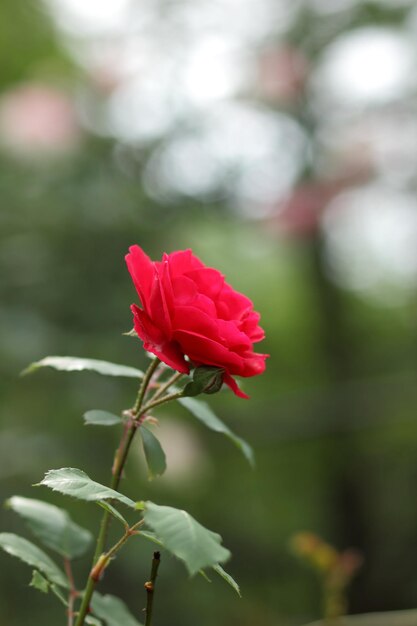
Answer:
0;82;80;158
267;166;371;238
257;45;308;104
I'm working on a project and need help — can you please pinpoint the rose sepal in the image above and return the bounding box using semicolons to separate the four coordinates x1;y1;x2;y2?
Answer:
182;366;225;397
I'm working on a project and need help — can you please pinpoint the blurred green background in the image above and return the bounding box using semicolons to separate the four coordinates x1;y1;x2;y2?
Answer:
1;0;417;624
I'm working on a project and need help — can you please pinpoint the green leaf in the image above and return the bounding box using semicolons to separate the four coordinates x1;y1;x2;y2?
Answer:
0;533;68;588
21;356;144;379
138;528;239;595
91;592;143;626
30;570;50;593
178;397;254;467
140;426;167;480
143;502;230;576
37;468;136;509
138;530;164;548
97;501;129;527
84;410;123;426
50;584;69;607
212;564;241;597
6;496;92;559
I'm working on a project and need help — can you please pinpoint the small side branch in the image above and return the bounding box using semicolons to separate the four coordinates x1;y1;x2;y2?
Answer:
75;520;144;626
140;390;184;416
133;358;161;414
64;558;78;626
151;371;184;402
144;551;161;626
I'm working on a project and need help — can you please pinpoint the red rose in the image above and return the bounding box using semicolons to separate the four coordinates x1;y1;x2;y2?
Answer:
126;245;268;398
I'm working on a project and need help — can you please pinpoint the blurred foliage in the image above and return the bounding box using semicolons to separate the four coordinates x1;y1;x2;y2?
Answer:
1;0;417;625
0;0;73;88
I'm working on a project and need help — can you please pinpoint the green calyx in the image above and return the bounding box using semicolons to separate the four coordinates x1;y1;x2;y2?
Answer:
182;366;224;397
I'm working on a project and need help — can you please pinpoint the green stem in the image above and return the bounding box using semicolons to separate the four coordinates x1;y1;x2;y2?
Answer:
91;422;136;565
92;519;145;580
133;357;161;414
140;390;184;416
75;575;95;624
106;520;144;559
145;551;161;626
151;371;184;402
76;521;145;623
74;358;159;626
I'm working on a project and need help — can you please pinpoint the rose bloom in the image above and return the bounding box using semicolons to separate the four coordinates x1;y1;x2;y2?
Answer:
126;245;268;398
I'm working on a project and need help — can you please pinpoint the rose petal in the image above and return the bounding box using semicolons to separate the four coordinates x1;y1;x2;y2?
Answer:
184;268;225;300
217;283;253;320
131;304;165;347
239;353;268;377
174;329;246;374
217;319;252;351
148;342;190;374
172;306;220;341
192;293;217;318
171;275;198;305
131;305;189;373
168;249;204;277
158;254;175;311
125;245;154;310
240;311;265;342
223;373;250;399
149;268;172;335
